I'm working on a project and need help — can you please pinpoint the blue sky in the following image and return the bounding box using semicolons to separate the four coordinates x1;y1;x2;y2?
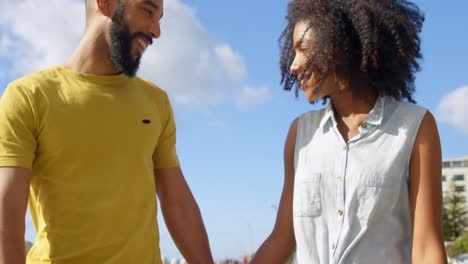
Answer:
1;0;467;260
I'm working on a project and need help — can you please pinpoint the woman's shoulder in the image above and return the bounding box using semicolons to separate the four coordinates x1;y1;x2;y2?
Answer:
385;96;428;124
298;107;329;122
396;99;428;113
297;107;330;129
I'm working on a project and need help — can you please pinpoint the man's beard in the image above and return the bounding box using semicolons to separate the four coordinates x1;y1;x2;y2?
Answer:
109;2;141;77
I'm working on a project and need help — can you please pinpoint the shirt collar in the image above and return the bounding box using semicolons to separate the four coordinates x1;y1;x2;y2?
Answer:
319;96;386;130
319;102;334;129
363;96;385;126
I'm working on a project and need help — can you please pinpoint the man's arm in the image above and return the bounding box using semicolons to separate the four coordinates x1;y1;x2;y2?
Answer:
0;167;30;264
154;167;214;264
410;112;447;264
251;119;297;264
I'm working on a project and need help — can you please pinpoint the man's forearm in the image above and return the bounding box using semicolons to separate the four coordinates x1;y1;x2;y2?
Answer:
162;199;213;264
0;228;26;264
0;167;30;264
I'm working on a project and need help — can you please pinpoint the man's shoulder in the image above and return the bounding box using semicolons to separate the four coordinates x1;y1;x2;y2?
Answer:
132;76;169;98
8;66;61;92
133;76;165;92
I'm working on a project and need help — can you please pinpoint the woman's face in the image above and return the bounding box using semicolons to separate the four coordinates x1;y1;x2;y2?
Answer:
289;20;338;102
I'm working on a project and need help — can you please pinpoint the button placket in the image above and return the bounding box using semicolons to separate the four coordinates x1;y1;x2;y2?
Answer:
332;142;348;257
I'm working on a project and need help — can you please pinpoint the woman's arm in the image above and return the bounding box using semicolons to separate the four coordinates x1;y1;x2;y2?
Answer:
251;119;298;264
410;112;447;264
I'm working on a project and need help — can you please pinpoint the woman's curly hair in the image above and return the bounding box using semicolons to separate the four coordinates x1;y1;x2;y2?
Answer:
280;0;424;103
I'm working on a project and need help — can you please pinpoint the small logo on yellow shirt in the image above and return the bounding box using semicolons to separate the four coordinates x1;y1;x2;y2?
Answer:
142;119;151;124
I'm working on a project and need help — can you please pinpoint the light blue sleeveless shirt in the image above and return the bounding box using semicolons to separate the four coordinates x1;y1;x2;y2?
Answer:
293;96;427;263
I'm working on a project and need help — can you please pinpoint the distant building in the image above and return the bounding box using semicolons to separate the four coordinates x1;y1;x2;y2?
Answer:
442;156;468;207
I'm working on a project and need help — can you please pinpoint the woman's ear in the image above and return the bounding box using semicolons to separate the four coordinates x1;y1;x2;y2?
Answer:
334;72;349;93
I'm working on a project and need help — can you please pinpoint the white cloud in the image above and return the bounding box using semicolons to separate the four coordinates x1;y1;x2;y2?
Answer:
0;34;14;55
0;0;269;109
0;0;84;74
436;86;468;134
236;85;270;110
214;44;246;81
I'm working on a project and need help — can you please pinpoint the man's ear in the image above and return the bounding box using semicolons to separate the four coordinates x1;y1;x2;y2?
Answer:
96;0;113;17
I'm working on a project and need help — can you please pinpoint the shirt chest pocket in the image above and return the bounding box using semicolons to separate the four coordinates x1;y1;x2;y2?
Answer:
294;172;322;217
356;174;400;222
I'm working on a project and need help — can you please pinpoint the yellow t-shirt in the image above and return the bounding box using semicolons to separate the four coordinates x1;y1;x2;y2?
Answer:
0;65;179;264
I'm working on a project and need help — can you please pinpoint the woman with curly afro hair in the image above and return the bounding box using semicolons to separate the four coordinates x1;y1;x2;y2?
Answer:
252;0;447;263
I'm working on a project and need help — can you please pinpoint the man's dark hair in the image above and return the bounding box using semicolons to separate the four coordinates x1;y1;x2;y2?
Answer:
280;0;424;103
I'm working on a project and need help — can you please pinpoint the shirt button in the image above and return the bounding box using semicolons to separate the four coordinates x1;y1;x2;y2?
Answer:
331;244;336;250
338;210;344;216
338;176;343;183
342;145;347;150
361;123;368;129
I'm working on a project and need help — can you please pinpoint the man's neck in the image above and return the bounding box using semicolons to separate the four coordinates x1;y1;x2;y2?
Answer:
66;27;120;76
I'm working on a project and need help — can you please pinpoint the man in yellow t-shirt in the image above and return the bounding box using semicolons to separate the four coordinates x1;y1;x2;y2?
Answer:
0;0;214;263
